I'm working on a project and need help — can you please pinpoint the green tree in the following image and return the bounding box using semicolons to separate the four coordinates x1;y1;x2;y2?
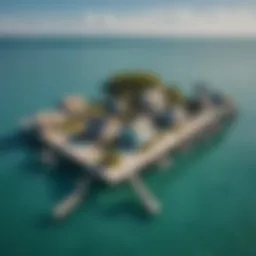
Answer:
103;71;163;96
165;85;185;105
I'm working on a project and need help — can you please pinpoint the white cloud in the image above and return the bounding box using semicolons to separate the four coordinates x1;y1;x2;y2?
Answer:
1;6;256;36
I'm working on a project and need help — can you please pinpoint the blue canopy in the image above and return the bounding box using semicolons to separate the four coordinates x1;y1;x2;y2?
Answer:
84;117;108;140
115;126;139;151
154;108;174;129
71;116;107;142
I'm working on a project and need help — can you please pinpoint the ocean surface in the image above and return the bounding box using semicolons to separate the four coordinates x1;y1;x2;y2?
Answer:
0;37;256;256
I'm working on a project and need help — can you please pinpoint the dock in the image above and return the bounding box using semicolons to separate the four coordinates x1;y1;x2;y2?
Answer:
20;79;236;219
39;102;234;186
39;101;234;218
52;178;91;219
130;175;161;215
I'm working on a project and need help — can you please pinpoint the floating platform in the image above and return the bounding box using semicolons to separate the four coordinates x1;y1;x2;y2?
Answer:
20;74;237;219
27;100;235;185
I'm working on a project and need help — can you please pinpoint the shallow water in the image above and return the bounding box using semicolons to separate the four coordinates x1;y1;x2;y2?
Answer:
0;37;256;256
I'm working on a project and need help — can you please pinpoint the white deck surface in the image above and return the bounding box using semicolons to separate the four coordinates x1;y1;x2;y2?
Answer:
42;132;105;166
24;98;234;185
102;105;233;184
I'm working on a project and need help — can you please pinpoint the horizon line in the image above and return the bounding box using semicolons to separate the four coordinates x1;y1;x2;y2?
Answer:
1;6;256;37
1;34;256;39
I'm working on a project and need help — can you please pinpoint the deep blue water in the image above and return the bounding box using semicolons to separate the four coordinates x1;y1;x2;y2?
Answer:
0;37;256;256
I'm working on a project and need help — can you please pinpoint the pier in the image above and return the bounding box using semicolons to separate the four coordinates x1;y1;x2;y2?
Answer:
52;178;91;220
130;175;161;215
24;101;234;218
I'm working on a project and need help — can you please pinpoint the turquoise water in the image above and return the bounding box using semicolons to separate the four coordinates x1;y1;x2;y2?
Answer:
0;38;256;256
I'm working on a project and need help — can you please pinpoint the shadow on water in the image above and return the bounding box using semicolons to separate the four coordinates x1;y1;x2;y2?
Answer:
0;129;41;155
0;132;25;153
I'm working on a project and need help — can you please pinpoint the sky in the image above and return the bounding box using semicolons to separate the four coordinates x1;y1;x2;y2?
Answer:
0;0;256;36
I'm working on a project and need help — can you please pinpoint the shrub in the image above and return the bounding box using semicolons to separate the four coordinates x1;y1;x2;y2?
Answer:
103;72;163;96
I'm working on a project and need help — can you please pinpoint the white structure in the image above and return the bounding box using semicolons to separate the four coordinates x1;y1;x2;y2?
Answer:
53;178;92;220
60;95;87;116
130;175;161;215
173;106;187;126
142;87;167;113
99;118;122;143
69;144;104;166
130;115;156;145
20;90;235;219
35;110;67;133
